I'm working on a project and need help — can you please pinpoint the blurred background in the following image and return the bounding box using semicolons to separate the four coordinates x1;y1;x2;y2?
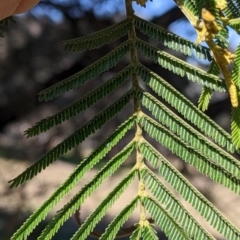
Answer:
0;0;240;239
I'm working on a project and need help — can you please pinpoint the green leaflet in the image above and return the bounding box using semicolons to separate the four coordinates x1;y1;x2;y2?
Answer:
10;116;135;240
129;224;159;240
140;168;214;239
136;64;235;152
38;40;131;101
139;140;240;240
25;65;134;137
135;39;225;91
100;196;139;240
198;86;213;111
198;61;220;111
63;18;132;52
130;226;142;240
208;60;221;76
70;169;137;240
134;16;211;60
141;226;159;240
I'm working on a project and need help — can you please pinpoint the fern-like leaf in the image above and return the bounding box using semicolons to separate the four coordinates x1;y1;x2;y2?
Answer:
99;196;139;240
198;61;220;111
141;168;214;239
143;196;191;240
135;39;224;91
198;86;213;111
38;40;131;101
134;16;211;60
63;19;131;52
136;64;235;152
139;140;240;239
9;91;133;187
70;169;137;240
138;91;240;178
10;116;135;240
25;65;133;137
138;114;240;193
38;141;135;240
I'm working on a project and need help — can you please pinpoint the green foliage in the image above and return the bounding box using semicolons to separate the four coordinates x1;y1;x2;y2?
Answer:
9;0;240;239
38;40;131;102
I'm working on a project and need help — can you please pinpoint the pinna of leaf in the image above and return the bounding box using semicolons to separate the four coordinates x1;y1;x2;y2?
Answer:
175;0;240;149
